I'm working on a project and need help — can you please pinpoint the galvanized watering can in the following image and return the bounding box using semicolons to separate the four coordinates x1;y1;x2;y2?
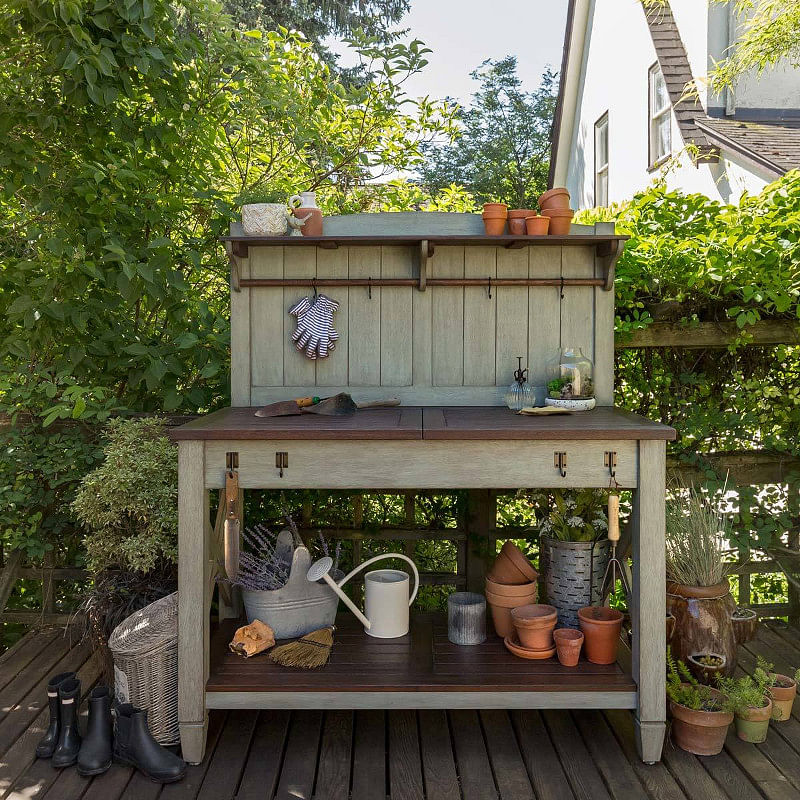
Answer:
307;554;419;639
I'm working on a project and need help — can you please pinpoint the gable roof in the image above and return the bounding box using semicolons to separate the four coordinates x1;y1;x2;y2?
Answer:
696;117;800;175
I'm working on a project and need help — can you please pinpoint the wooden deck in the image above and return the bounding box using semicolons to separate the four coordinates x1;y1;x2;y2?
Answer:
3;622;800;799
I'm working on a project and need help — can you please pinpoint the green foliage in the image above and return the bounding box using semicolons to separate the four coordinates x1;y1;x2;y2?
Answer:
71;418;177;573
534;489;608;543
667;647;731;711
419;57;557;208
717;668;771;713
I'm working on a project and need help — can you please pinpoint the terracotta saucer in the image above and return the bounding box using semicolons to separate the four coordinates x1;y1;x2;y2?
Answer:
503;632;556;660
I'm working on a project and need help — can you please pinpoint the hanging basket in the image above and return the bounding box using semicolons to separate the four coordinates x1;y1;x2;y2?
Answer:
108;592;178;746
542;537;610;628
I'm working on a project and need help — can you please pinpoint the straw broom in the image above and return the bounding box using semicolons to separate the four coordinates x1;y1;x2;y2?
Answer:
270;626;335;669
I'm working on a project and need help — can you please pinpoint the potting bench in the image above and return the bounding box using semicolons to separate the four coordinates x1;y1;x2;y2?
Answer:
172;215;675;765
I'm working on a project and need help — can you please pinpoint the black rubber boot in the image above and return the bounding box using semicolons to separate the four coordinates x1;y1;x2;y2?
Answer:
113;704;186;784
77;686;113;776
36;672;76;759
51;677;82;768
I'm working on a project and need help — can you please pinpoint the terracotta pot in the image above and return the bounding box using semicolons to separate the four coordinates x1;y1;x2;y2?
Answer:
508;217;527;235
553;628;583;666
578;606;623;665
666;612;676;643
292;207;323;236
485;577;538;598
485;590;537;638
487;542;538;585
732;607;758;645
687;652;727;685
482;216;506;236
483;203;508;215
508;208;533;219
667;581;737;677
525;216;549;235
511;604;557;650
735;699;772;742
541;208;574;236
769;675;797;721
538;187;571;211
669;686;733;756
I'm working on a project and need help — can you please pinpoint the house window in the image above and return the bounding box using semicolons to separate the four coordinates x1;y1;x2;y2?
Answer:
594;113;609;207
649;63;671;166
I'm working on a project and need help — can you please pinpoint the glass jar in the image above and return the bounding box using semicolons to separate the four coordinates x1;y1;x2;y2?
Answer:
504;357;534;411
548;347;594;400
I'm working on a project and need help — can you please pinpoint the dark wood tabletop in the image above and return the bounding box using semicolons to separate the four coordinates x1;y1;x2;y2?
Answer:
170;406;676;441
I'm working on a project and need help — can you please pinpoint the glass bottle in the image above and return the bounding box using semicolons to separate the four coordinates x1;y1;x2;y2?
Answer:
548;347;594;400
504;357;534;411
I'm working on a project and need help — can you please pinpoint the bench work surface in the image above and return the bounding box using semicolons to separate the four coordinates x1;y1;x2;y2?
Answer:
172;406;677;441
207;613;635;694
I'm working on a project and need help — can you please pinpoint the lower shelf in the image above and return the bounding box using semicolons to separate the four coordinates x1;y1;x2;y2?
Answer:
206;614;637;710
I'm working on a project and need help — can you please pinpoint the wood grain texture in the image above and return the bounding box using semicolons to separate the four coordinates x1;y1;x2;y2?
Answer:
282;247;317;387
315;247;349;387
315;711;353;800
249;246;283;391
348;247;381;385
275;711;322;800
593;250;615;406
389;710;424;800
450;710;498;800
418;711;460;800
352;711;386;800
480;709;534;800
431;246;464;386
528;247;562;387
560;245;594;367
463;246;496;386
381;245;413;386
512;711;577;800
495;248;529;388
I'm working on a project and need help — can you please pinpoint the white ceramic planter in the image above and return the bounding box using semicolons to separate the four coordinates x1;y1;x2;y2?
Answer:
545;397;597;411
241;203;288;236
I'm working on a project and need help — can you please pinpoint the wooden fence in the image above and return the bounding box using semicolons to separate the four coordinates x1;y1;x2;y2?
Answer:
1;319;798;626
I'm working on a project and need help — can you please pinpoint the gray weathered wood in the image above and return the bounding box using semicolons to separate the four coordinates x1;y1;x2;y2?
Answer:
348;247;381;386
381;246;413;387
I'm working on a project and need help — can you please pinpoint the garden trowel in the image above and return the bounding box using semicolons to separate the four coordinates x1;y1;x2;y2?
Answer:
255;394;400;417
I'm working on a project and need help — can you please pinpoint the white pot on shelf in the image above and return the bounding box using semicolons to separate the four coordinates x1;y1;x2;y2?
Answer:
241;203;288;236
544;397;596;411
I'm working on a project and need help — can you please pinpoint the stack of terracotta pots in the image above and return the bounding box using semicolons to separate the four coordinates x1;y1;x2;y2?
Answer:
538;187;574;235
482;203;508;236
485;541;538;637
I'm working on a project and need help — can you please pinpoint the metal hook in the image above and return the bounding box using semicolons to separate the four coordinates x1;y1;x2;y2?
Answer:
487;277;492;300
560;276;565;299
312;277;318;298
368;277;372;300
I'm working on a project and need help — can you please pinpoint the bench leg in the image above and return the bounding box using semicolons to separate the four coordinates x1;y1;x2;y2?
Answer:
178;441;209;765
632;440;666;763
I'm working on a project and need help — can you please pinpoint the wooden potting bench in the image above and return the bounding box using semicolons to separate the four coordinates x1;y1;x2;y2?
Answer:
172;215;675;765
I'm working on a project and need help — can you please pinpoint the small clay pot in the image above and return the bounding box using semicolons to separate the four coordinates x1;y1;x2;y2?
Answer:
553;628;583;667
508;209;534;219
508;217;527;235
687;652;727;685
483;203;508;215
541;208;574;236
482;216;506;236
292;207;323;236
511;604;558;650
735;699;772;743
485;577;538;598
525;216;549;235
487;542;538;585
731;607;758;645
578;606;623;665
485;590;537;638
538;187;571;211
769;675;797;721
670;686;733;756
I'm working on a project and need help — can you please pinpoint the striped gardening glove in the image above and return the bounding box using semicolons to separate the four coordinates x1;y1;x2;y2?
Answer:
289;294;339;359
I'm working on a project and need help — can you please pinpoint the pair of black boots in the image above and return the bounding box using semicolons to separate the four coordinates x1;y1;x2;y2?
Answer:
36;672;186;783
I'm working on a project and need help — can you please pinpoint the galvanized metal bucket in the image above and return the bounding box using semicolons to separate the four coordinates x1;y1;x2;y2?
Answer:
242;531;341;639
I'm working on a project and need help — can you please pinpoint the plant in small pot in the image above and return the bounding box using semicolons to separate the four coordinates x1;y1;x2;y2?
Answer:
757;656;800;722
732;606;759;645
687;652;727;685
667;649;733;756
238;189;289;236
665;483;737;677
72;418;179;684
536;489;610;627
717;667;772;742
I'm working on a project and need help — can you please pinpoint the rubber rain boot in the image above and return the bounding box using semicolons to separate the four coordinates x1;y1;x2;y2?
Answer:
113;704;186;783
51;677;82;768
77;686;113;775
35;671;76;759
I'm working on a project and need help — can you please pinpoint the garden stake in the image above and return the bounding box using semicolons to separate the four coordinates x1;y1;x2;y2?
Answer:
270;626;335;669
601;492;630;606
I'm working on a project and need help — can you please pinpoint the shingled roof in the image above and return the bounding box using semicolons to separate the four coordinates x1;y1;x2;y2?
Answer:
696;117;800;175
643;3;718;159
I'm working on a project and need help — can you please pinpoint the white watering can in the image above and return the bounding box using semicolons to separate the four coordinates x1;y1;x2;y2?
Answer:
307;553;419;639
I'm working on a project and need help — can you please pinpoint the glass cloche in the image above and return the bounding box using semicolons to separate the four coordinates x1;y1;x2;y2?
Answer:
504;357;534;411
545;347;595;409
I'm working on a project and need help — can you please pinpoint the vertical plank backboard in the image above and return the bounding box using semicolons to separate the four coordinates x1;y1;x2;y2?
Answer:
249;247;284;392
348;247;381;386
432;247;465;386
412;248;432;387
559;246;595;372
230;248;251;406
528;247;561;387
593;257;615;406
315;247;349;387
495;248;529;387
283;247;317;386
463;246;497;386
380;246;413;386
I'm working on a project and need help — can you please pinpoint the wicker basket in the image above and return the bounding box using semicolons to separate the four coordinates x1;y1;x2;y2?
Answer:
109;592;178;745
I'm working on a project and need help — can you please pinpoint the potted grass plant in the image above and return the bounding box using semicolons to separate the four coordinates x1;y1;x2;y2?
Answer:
665;483;737;677
717;667;773;742
667;649;733;755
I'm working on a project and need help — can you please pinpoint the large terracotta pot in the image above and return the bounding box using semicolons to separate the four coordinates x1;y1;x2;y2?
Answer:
669;687;733;756
578;606;623;665
666;581;737;678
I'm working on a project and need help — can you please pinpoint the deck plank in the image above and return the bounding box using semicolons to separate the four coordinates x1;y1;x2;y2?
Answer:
81;767;135;800
351;710;386;800
449;709;497;800
195;709;258;800
388;710;424;800
0;629;61;693
275;711;323;800
479;710;534;800
418;711;459;800
236;711;291;800
511;710;575;800
314;711;353;800
698;749;765;800
724;729;798;800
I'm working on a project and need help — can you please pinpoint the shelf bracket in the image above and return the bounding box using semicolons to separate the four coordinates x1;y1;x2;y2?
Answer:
418;239;433;291
596;239;624;291
226;245;241;292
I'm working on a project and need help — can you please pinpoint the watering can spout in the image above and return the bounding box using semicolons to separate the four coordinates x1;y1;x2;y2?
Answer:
307;557;372;630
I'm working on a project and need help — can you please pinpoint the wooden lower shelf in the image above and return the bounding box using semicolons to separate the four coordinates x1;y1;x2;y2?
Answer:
206;614;636;710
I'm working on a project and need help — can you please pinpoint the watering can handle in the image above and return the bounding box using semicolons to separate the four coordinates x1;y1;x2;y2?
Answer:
338;553;419;606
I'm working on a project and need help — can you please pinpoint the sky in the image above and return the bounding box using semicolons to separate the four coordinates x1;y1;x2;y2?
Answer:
327;0;570;106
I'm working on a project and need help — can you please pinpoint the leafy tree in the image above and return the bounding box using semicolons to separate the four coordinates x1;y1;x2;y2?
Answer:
418;57;557;209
